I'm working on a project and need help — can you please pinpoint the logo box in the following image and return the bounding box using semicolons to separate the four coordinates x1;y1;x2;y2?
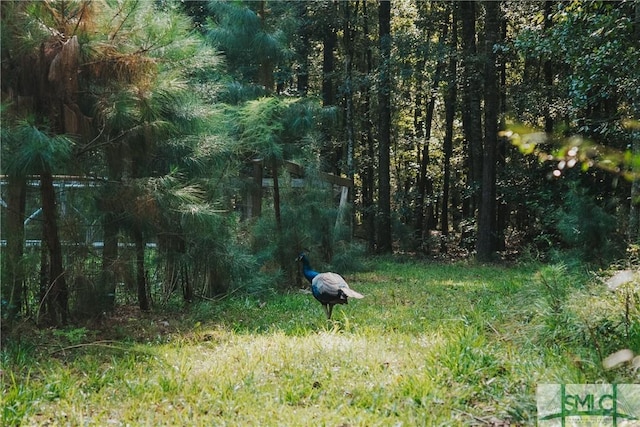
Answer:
537;384;640;426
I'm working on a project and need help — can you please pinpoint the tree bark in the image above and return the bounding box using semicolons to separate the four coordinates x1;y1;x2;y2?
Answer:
251;160;263;218
362;0;376;252
321;1;340;172
441;6;458;241
3;176;27;322
181;264;193;303
476;1;500;262
377;0;392;253
343;0;356;180
629;0;640;243
271;157;282;230
39;237;49;321
40;170;68;325
100;143;124;312
296;2;310;96
322;3;337;108
495;13;508;252
459;1;483;217
257;1;275;93
101;211;119;311
543;1;555;134
416;27;446;238
133;225;149;311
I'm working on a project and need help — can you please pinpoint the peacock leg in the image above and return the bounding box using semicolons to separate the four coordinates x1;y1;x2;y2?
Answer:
327;304;334;319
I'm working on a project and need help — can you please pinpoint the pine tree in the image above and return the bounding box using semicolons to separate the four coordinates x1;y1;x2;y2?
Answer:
377;0;392;253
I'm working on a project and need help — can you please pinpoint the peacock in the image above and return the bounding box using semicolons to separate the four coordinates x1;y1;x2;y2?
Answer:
297;253;364;319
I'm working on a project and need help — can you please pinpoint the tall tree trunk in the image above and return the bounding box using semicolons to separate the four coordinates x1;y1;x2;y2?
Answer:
377;0;392;253
100;144;123;312
3;176;27;322
476;1;500;262
257;1;274;93
39;237;49;321
322;2;337;108
296;2;309;96
543;1;555;134
459;1;483;218
322;1;339;171
342;1;357;240
160;236;182;301
416;27;446;238
631;144;640;244
343;0;356;180
271;157;282;230
40;170;68;325
441;6;458;242
181;264;193;303
101;211;119;311
362;0;376;252
271;157;289;276
133;225;149;311
251;159;263;218
629;0;640;244
495;13;508;252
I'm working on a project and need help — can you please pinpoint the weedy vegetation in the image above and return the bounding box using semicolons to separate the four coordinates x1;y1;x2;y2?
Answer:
2;258;639;426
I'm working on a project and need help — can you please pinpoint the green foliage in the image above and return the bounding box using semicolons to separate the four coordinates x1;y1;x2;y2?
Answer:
555;183;619;263
536;263;573;314
2;368;38;425
250;172;340;282
503;121;634;263
89;0;204;65
204;0;296;87
551;2;639;113
528;264;586;347
329;242;368;274
512;1;639;144
0;1;62;66
217;81;267;105
228;96;323;160
237;97;289;157
586;269;640;363
53;327;90;346
1;120;74;176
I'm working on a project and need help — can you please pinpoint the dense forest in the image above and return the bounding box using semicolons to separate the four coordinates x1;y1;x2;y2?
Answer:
1;0;639;328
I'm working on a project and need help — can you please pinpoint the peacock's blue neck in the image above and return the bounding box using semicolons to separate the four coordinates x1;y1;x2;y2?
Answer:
303;268;319;283
300;256;319;283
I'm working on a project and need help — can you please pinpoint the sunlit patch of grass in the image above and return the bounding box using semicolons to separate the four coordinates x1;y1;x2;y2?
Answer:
3;259;635;425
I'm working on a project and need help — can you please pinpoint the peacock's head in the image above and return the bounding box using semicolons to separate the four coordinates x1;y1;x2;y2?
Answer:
295;249;310;263
296;251;317;283
296;251;313;269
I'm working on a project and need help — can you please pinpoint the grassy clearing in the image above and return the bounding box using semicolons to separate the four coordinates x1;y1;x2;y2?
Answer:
2;258;638;426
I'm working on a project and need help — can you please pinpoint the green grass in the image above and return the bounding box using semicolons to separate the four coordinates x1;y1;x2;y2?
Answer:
2;259;638;425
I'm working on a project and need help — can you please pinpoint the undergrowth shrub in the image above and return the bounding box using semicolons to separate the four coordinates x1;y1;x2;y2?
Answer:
569;291;640;379
531;262;640;373
554;183;619;264
329;242;368;274
530;264;588;347
251;168;360;286
184;213;269;297
577;269;640;360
